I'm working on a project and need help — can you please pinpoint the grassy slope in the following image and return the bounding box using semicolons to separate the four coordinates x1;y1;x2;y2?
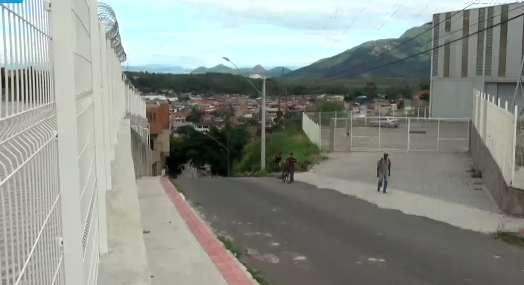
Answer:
233;125;320;175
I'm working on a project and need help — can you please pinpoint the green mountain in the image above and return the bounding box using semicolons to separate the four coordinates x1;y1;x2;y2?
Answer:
267;67;292;77
285;23;433;80
191;65;291;78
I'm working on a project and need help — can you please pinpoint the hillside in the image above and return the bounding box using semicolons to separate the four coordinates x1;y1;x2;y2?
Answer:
191;65;291;77
285;23;432;79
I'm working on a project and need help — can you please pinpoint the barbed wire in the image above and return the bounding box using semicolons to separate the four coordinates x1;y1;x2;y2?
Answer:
97;2;127;62
96;2;141;93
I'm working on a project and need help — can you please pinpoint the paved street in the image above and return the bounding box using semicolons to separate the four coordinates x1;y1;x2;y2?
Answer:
175;176;524;285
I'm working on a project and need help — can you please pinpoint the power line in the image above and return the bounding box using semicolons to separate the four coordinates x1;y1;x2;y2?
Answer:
318;10;524;84
335;3;476;77
377;1;407;31
322;8;339;31
343;7;366;33
409;3;430;25
302;3;476;86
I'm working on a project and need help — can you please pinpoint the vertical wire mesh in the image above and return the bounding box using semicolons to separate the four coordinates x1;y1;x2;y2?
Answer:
0;1;64;284
72;0;100;283
0;0;148;284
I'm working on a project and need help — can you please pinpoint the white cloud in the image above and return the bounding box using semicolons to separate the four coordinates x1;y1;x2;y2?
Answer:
110;0;500;67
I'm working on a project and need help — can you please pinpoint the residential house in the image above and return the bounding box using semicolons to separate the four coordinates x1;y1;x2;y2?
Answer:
146;99;171;176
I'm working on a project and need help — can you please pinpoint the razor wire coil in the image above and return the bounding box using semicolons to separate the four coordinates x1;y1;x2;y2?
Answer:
98;2;138;90
97;2;127;62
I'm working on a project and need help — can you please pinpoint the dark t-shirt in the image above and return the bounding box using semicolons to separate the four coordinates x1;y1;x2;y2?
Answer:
286;157;297;168
275;155;282;163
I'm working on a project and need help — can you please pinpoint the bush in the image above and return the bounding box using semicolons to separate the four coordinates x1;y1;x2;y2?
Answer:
233;126;320;174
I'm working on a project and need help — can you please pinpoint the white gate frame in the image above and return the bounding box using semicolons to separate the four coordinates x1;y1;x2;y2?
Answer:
330;115;470;153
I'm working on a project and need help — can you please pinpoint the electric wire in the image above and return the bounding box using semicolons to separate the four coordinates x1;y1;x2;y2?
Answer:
424;4;524;46
335;3;477;77
317;10;524;83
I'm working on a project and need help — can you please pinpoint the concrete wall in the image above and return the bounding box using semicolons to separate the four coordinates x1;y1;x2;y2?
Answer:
302;112;321;148
470;125;524;216
98;119;151;285
430;78;480;118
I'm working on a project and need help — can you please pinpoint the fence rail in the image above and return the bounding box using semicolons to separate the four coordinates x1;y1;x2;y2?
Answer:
328;116;469;153
0;1;148;285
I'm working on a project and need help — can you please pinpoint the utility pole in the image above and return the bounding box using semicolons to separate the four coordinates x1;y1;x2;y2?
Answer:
261;78;266;170
227;132;230;177
284;79;289;114
277;68;282;120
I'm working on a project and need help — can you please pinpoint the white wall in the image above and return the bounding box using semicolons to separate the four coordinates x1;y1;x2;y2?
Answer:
472;89;518;186
430;79;481;118
302;113;321;148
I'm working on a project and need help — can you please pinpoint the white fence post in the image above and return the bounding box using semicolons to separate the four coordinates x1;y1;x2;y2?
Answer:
437;119;440;151
51;0;85;282
407;118;411;151
100;25;113;191
349;113;353;151
90;0;109;254
512;105;518;185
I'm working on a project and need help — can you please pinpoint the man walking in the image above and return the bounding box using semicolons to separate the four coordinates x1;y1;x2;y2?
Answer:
377;152;391;193
285;152;297;183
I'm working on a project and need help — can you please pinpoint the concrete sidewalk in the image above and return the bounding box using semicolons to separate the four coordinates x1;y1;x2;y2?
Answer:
98;119;151;285
137;176;257;285
295;171;524;234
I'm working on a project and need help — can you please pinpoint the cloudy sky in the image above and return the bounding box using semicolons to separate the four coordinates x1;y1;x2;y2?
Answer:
106;0;491;69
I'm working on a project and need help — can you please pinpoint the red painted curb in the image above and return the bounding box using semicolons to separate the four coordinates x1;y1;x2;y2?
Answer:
160;177;254;285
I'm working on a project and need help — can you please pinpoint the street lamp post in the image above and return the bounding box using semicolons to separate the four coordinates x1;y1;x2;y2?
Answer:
203;131;230;177
261;78;266;169
222;56;266;170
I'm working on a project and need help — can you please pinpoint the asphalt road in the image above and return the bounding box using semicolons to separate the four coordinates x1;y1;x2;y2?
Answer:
176;177;524;285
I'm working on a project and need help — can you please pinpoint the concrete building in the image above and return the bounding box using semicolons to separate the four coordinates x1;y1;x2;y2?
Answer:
430;3;524;118
146;99;171;175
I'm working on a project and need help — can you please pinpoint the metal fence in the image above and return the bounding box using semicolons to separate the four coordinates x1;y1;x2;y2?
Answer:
328;116;470;152
0;1;148;285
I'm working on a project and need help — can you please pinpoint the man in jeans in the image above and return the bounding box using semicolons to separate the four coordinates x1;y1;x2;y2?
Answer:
285;152;297;183
376;152;391;193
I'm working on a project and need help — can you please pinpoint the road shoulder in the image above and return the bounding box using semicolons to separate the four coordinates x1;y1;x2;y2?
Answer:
295;172;524;234
155;177;258;285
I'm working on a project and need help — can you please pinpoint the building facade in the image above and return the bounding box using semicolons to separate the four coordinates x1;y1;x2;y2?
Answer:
431;3;524;118
146;99;171;176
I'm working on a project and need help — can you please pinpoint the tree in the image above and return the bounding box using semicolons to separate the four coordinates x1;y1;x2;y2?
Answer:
165;136;187;177
419;92;430;102
363;82;378;98
167;124;250;177
315;101;344;112
186;108;202;123
419;81;430;90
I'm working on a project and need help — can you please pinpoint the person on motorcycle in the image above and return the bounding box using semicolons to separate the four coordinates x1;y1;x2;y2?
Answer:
284;152;297;182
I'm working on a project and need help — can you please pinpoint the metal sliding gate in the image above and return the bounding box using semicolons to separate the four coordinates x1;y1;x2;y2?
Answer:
329;116;470;153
